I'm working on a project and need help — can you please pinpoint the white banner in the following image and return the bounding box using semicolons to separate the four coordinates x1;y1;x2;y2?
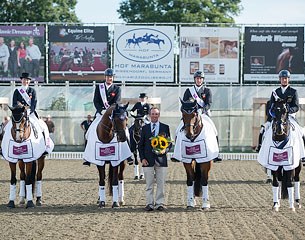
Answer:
114;26;175;83
179;27;239;83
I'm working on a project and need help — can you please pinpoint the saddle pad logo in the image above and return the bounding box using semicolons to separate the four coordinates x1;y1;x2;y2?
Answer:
13;145;28;155
99;146;115;157
273;151;288;162
185;145;201;155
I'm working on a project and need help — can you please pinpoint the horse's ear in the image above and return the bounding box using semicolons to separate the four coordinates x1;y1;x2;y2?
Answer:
179;98;184;105
123;102;129;109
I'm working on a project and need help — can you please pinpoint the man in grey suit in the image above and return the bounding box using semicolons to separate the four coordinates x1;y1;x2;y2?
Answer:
139;107;171;211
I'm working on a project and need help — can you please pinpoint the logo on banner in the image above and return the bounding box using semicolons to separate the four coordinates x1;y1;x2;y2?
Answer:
185;145;201;155
116;28;172;62
273;151;288;162
99;146;116;157
13;145;28;155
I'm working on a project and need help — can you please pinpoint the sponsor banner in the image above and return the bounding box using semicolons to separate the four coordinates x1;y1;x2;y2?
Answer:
0;26;45;82
179;27;239;83
244;27;304;82
268;146;294;166
95;141;119;161
8;139;33;159
48;26;108;82
114;26;175;83
181;139;207;159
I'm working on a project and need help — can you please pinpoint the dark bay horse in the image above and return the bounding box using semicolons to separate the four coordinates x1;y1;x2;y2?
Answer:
270;99;302;211
129;113;145;180
180;99;213;209
5;106;45;208
96;103;129;208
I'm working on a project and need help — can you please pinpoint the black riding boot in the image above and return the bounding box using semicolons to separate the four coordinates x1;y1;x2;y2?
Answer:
213;136;222;162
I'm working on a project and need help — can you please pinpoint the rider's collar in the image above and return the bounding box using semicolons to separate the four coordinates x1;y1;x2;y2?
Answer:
194;84;202;91
21;85;29;91
105;83;112;90
281;85;288;94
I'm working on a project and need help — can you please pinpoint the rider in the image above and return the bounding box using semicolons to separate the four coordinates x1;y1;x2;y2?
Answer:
83;67;122;166
269;69;305;149
183;70;222;162
130;93;150;124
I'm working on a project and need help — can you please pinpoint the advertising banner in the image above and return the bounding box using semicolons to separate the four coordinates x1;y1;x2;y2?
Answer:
244;27;304;82
114;26;175;83
0;26;45;82
49;26;108;82
179;27;239;83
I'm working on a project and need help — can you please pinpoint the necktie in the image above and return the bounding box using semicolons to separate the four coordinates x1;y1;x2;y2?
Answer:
152;123;156;136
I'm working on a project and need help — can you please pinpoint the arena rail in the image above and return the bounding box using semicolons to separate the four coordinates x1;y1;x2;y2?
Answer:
42;152;258;161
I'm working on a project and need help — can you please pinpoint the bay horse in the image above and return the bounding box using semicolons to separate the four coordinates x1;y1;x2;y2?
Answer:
179;99;218;209
269;99;302;211
4;105;46;208
129;113;145;180
95;103;129;208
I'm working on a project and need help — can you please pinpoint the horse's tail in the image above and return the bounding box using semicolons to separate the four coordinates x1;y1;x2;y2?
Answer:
194;161;202;197
108;164;113;196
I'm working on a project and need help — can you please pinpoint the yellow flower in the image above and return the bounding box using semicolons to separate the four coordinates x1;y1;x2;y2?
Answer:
151;138;158;148
158;136;168;149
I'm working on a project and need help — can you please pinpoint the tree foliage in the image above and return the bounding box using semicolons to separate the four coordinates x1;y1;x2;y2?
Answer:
0;0;80;23
118;0;242;23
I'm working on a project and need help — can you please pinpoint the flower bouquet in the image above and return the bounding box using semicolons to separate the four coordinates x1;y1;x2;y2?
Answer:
150;133;172;155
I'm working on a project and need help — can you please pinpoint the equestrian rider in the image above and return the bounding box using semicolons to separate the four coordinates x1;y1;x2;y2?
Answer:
83;68;122;166
183;70;222;162
130;93;150;124
269;70;305;148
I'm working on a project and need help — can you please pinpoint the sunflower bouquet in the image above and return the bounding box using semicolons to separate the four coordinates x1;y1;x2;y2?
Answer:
150;133;172;155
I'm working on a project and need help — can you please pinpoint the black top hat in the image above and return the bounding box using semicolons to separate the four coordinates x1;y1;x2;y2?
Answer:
139;93;147;98
20;72;31;80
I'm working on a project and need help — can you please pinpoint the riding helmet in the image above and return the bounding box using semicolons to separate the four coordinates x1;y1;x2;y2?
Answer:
278;69;290;78
104;68;114;76
193;71;204;79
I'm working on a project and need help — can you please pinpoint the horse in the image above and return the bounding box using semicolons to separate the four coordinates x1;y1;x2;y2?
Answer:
271;99;302;211
89;103;130;208
4;105;46;208
129;113;145;180
176;99;219;209
147;38;165;49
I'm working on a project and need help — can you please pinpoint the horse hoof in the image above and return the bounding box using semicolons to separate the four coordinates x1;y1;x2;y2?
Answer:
98;201;105;208
202;201;210;210
19;197;26;205
119;200;125;206
36;198;42;207
186;205;194;210
296;200;301;209
273;202;280;212
7;200;15;209
134;176;139;180
290;207;296;212
140;175;144;180
265;179;272;184
112;202;120;208
26;200;35;209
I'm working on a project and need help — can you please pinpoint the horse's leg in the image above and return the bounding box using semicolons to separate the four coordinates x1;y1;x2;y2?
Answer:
110;165;120;208
36;156;46;206
118;161;126;206
284;169;295;211
133;151;139;180
183;162;195;208
138;149;144;179
294;160;302;208
18;160;26;205
199;161;212;209
7;162;17;208
271;169;280;211
97;165;106;208
25;162;35;208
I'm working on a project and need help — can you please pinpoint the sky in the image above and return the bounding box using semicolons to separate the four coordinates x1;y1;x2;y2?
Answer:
75;0;305;24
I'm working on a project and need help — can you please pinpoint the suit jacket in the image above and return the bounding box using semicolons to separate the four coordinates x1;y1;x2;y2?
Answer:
12;87;37;113
269;86;299;118
183;85;212;111
93;82;121;113
139;122;171;167
130;102;150;116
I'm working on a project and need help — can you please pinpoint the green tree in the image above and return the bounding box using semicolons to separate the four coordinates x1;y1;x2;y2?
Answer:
0;0;80;22
49;94;68;111
118;0;242;23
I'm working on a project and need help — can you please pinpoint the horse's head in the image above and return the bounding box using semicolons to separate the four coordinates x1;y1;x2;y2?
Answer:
131;113;145;134
111;103;129;142
180;98;201;141
271;98;289;141
8;105;30;142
